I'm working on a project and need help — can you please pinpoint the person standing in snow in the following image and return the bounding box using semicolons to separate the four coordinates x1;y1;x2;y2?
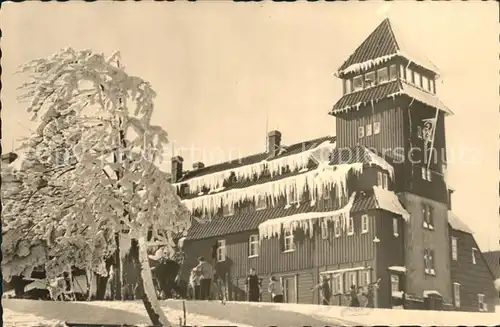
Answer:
245;268;260;302
188;268;201;300
349;284;360;307
310;275;331;305
268;276;284;303
195;256;213;300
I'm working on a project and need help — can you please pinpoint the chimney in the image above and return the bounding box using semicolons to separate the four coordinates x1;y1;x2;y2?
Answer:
193;161;205;170
267;130;282;157
171;156;184;183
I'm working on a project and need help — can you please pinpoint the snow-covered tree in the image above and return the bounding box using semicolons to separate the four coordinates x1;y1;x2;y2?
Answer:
6;48;191;326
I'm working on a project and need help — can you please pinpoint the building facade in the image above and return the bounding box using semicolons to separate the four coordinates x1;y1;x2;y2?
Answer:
176;18;496;311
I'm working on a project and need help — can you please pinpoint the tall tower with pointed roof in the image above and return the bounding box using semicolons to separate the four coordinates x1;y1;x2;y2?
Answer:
330;18;454;305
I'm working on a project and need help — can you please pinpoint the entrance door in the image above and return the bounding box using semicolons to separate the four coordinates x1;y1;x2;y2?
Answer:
282;276;296;303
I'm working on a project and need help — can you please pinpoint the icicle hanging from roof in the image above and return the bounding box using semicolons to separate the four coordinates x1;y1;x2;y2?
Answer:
181;162;363;217
258;191;357;239
173;140;335;195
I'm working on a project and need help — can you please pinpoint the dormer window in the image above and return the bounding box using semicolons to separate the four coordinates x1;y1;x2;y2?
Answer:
255;194;267;211
365;71;376;87
389;65;397;81
353;75;364;92
223;203;234;217
377;67;389;84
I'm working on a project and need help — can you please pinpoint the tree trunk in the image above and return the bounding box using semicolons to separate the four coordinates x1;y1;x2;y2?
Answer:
86;269;93;301
95;257;114;300
137;233;171;327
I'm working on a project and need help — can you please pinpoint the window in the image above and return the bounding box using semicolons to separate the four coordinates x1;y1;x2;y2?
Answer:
377;67;389;84
421;167;432;182
422;204;434;229
353;75;364;92
288;184;299;205
323;187;330;200
414;71;421;88
283;230;294;252
472;248;477;264
431;80;436;94
334;219;341;237
406;67;413;83
217;240;226;262
249;235;259;257
393;217;399;236
478;294;485;311
332;274;343;294
321;220;329;239
424;249;435;275
451;237;458;261
453;283;461;307
345;79;352;94
255;194;267;211
389;64;397;81
391;274;400;292
365;71;376;87
359;270;371;287
361;214;369;234
365;124;372;136
345;271;357;289
422;75;429;92
223;203;234;217
400;65;405;80
373;121;381;135
377;171;389;189
347;216;354;235
358;126;365;138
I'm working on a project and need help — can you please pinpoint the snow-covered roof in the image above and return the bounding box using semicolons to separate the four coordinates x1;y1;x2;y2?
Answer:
329;146;394;178
372;186;410;221
337;18;439;77
447;211;474;234
321;266;371;275
330;80;453;117
423;290;442;298
388;266;406;273
174;136;336;196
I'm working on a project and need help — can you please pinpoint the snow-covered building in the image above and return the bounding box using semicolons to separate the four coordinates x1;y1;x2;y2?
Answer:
449;215;498;312
176;17;497;311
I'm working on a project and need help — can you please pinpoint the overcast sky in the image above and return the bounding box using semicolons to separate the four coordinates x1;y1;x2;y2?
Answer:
1;1;498;250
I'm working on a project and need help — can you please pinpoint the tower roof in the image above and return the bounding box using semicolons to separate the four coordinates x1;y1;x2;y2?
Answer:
337;18;439;77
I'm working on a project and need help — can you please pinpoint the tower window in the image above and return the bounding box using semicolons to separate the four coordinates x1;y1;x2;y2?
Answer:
353;75;364;92
344;79;352;94
365;71;376;88
389;65;397;81
366;124;373;136
377;67;389;84
421;167;432;182
414;71;421;87
406;68;413;84
422;75;430;92
373;122;381;135
358;126;365;139
377;171;389;189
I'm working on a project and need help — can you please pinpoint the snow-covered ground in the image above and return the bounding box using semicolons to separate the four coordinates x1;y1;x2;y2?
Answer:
4;299;500;326
3;308;67;327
